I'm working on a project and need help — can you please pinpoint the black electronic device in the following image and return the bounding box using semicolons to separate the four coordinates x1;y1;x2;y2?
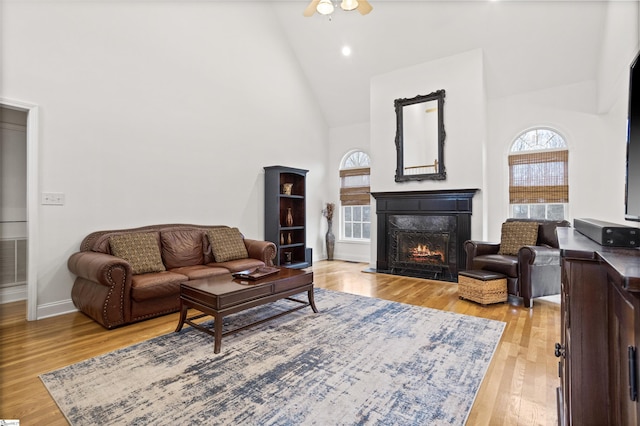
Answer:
626;49;640;221
574;218;640;248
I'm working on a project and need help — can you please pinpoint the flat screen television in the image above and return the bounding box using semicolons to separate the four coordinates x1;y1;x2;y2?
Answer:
626;50;640;221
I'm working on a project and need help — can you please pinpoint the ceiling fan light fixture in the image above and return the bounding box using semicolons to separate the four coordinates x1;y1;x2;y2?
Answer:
317;0;335;15
340;0;359;11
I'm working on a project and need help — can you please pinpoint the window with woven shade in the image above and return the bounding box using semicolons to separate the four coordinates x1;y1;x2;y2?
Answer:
340;151;371;240
509;129;568;220
340;167;370;206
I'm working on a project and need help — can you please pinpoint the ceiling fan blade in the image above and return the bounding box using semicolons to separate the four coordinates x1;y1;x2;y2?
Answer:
357;0;373;15
303;0;320;17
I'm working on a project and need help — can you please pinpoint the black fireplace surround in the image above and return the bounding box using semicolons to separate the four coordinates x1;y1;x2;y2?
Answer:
371;189;478;282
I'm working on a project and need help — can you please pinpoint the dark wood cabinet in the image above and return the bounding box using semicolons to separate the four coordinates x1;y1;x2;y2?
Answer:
608;279;638;425
264;166;311;268
558;255;609;425
557;228;640;425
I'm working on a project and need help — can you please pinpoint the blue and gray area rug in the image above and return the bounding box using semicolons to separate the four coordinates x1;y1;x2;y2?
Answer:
40;288;505;425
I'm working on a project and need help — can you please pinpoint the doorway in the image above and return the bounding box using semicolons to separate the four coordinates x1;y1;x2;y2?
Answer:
1;99;39;320
0;107;27;302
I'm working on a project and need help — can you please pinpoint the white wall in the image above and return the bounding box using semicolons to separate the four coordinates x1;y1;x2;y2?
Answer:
483;0;639;242
360;0;638;251
486;81;606;241
369;49;487;267
597;0;639;115
1;2;329;316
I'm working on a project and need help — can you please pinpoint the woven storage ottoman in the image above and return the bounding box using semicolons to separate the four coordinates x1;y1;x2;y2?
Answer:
458;270;507;305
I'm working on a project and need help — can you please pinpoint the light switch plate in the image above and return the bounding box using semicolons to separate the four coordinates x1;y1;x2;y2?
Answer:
41;192;65;205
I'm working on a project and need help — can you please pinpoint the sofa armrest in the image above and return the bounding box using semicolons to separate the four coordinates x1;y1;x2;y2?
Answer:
243;239;277;267
463;240;500;270
68;251;133;328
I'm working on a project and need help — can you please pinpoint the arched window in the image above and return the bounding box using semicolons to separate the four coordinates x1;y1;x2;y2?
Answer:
509;128;568;220
340;151;371;240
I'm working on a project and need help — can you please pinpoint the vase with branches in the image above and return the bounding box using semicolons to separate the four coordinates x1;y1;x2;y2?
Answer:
323;203;335;260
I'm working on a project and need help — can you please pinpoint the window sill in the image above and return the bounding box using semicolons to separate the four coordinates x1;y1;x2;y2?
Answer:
338;239;371;245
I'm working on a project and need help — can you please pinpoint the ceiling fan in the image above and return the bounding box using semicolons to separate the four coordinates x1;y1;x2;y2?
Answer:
303;0;373;17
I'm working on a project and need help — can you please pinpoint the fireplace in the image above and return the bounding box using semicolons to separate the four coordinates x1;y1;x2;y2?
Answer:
371;189;477;282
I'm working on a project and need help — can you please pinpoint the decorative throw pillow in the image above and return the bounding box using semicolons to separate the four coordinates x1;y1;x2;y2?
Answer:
109;232;166;274
207;227;249;263
160;229;204;269
498;221;539;256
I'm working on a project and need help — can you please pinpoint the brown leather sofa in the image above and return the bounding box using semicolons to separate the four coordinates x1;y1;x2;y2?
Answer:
68;224;276;328
464;218;570;308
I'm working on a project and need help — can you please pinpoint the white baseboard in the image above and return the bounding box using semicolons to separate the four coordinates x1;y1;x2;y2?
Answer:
0;284;27;304
1;285;78;319
331;253;371;263
37;299;77;319
338;255;371;263
536;294;561;305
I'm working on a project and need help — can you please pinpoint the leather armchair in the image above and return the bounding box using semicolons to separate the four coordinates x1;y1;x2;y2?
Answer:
464;219;570;308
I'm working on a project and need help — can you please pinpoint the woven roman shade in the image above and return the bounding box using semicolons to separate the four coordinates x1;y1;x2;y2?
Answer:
340;167;370;206
509;150;568;204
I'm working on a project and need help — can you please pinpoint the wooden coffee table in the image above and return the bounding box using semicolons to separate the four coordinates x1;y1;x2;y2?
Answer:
175;268;317;353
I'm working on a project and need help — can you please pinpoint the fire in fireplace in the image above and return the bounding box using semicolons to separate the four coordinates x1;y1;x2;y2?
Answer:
411;244;442;262
392;230;449;272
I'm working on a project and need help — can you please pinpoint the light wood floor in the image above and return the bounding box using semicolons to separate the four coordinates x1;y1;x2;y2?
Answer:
1;260;560;425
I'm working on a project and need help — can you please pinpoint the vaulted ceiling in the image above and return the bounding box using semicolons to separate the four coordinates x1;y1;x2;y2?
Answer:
268;1;608;128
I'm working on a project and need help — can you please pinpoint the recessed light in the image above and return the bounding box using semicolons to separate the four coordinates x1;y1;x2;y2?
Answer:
342;45;352;56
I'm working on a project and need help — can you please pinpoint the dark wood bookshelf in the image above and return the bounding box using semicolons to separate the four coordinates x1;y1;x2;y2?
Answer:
264;166;311;268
